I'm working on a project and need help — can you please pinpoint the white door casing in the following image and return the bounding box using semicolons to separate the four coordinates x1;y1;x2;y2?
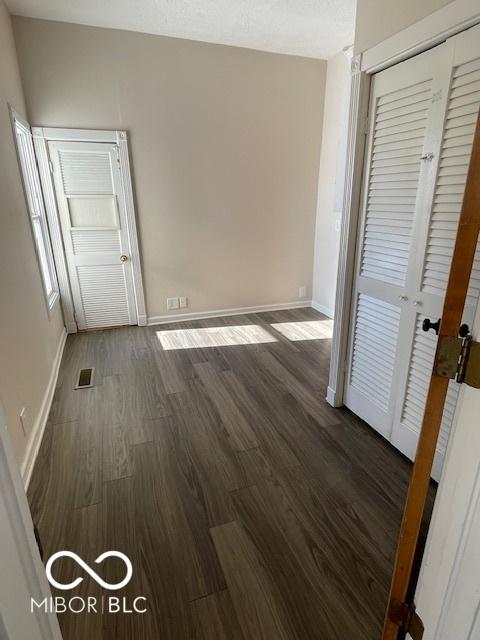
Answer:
345;24;480;480
49;140;138;330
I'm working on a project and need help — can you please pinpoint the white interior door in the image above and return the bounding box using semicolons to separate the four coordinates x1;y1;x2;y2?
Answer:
391;24;480;480
345;43;451;439
49;140;137;330
345;23;480;480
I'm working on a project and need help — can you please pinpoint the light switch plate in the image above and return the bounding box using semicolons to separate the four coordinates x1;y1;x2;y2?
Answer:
179;296;188;308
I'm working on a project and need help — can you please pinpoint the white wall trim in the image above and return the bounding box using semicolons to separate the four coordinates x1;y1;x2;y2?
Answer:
361;0;480;72
116;131;147;326
311;300;334;318
327;55;370;408
147;301;313;325
34;126;117;143
33;128;77;333
21;328;67;488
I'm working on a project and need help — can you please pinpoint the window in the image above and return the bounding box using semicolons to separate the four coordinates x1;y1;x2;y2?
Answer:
12;110;59;310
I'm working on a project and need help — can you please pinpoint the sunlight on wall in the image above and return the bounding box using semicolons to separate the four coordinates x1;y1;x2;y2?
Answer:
270;320;333;341
157;324;278;350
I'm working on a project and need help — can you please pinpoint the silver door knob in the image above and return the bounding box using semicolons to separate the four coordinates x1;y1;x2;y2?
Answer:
120;255;128;262
412;300;422;306
398;295;408;301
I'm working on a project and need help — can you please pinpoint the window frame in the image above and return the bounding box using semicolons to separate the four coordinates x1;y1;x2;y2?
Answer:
10;108;59;312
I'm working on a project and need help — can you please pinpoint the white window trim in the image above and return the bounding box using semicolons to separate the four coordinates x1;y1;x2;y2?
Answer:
10;107;60;314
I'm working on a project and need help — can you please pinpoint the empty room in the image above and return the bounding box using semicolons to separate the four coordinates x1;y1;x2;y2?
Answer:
1;0;480;639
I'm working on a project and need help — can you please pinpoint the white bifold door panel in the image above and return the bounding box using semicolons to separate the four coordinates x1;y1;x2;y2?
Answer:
49;141;138;330
345;24;480;481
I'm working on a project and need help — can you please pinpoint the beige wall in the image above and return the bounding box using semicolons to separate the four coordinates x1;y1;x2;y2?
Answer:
0;2;64;468
354;0;454;53
13;17;326;319
312;51;351;316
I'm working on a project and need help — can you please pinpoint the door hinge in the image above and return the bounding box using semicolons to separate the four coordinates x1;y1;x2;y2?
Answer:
433;332;480;388
389;599;424;640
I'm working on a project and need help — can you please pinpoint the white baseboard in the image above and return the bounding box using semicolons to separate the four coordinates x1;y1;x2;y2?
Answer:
65;321;77;334
311;300;334;319
147;301;313;326
326;385;343;408
21;328;67;488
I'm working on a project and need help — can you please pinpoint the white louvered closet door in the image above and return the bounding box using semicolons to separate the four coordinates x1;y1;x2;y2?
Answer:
49;141;137;330
391;24;480;481
345;43;453;440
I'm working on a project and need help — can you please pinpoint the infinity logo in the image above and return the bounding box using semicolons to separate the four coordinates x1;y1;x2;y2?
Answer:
46;551;133;591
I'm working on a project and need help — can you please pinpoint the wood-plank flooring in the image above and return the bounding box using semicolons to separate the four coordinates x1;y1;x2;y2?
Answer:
28;308;435;639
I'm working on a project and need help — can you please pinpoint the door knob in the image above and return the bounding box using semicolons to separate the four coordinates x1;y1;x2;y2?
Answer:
412;300;422;306
398;295;408;301
422;318;441;335
459;324;470;338
120;255;128;262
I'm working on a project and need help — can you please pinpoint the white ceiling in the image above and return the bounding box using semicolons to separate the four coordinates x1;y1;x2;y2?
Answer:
6;0;355;59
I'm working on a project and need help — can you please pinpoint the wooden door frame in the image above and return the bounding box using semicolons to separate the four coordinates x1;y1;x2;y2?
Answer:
414;301;480;637
33;127;147;332
327;0;480;409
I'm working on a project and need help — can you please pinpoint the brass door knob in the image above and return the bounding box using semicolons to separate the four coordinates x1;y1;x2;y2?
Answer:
120;255;128;262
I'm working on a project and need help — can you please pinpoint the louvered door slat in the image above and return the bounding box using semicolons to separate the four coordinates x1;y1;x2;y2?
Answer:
360;80;432;287
349;294;401;414
400;316;460;455
422;57;480;305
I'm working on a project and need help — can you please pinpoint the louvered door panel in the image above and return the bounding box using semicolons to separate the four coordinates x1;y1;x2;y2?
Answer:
49;140;136;330
59;150;113;195
345;45;448;441
346;293;402;435
390;30;480;481
77;265;130;328
360;80;432;286
400;316;459;457
422;57;480;305
350;294;401;410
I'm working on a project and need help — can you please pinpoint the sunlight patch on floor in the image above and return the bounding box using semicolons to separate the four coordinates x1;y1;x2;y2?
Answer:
270;319;333;341
157;325;278;350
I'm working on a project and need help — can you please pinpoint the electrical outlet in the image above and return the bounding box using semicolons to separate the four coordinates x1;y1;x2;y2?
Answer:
167;297;179;310
179;296;188;309
298;286;307;299
20;407;28;435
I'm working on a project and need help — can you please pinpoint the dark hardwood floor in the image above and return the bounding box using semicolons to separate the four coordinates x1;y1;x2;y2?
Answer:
28;308;434;639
